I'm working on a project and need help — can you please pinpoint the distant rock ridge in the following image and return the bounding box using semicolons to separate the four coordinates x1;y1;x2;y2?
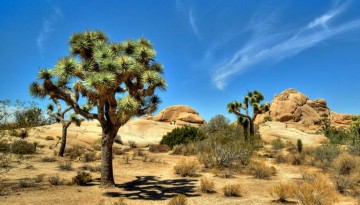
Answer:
256;88;353;133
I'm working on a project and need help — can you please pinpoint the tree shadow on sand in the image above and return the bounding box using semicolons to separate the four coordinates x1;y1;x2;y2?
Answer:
103;176;200;200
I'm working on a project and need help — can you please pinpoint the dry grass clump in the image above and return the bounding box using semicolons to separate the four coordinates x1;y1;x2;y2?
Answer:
59;161;73;171
198;177;215;193
269;182;294;202
174;160;198;177
222;184;242;197
19;178;35;188
171;143;198;156
289;153;305;165
35;174;45;183
214;169;234;178
80;164;101;173
72;171;92;186
271;138;286;150
250;160;276;179
66;146;85;160
312;144;341;170
48;175;64;186
83;151;97;162
149;144;170;153
41;156;56;162
168;194;187;205
332;153;359;175
275;152;288;164
45;136;54;140
294;173;338;205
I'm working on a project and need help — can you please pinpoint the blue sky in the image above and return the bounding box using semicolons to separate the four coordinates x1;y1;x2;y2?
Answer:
0;0;360;121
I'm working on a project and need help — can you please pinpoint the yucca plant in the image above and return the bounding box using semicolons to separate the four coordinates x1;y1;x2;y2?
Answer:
29;30;166;186
46;99;82;157
227;90;269;141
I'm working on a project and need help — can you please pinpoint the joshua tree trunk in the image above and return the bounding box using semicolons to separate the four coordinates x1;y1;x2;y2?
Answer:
100;127;117;187
58;122;71;157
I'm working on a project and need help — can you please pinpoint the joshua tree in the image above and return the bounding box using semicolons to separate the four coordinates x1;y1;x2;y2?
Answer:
227;90;269;141
29;30;166;186
47;99;81;157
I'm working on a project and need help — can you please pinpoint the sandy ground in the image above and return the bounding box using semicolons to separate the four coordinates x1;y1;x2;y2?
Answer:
0;127;358;205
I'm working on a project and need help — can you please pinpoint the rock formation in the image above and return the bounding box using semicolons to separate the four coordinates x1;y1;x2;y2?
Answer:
31;105;205;148
256;88;353;133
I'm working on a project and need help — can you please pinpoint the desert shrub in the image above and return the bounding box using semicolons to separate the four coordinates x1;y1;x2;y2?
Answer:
128;140;137;149
19;178;35;188
168;194;187;205
171;143;198;156
174;160;198;177
93;138;101;151
250;160;276;179
123;155;130;164
333;175;358;195
80;164;101;173
332;153;359;175
35;174;45;183
0;179;6;195
59;161;73;171
294;174;338;205
0;153;12;172
66;146;85;160
289;153;305;165
297;139;303;153
45;136;54;140
72;171;92;186
41;156;56;162
200;115;231;134
313;144;341;169
263;116;272;123
271;138;285;150
275;152;288;164
198;139;254;169
269;182;294;202
160;126;206;148
198;177;215;193
83;151;97;162
48;175;63;185
11;140;36;155
325;126;351;145
0;141;10;153
14;107;48;128
149;144;170;153
222;184;242;197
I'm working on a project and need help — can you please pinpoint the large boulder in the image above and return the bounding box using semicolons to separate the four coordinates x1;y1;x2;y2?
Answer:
255;88;351;133
153;105;206;125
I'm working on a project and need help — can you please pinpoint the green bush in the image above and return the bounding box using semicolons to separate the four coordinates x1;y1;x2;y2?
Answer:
325;127;351;145
11;140;37;154
313;144;341;169
160;126;206;148
72;171;92;186
271;138;285;150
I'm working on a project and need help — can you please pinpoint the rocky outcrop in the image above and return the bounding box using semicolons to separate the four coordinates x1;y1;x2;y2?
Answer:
256;88;352;133
32;105;206;148
259;121;329;146
153;105;206;126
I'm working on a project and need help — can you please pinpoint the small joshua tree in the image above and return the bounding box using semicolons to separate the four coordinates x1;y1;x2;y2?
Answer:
46;99;81;157
29;31;166;186
227;90;269;141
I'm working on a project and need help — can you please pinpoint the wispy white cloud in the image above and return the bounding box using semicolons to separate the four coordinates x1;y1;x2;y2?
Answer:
212;2;360;90
37;7;63;57
189;9;201;39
